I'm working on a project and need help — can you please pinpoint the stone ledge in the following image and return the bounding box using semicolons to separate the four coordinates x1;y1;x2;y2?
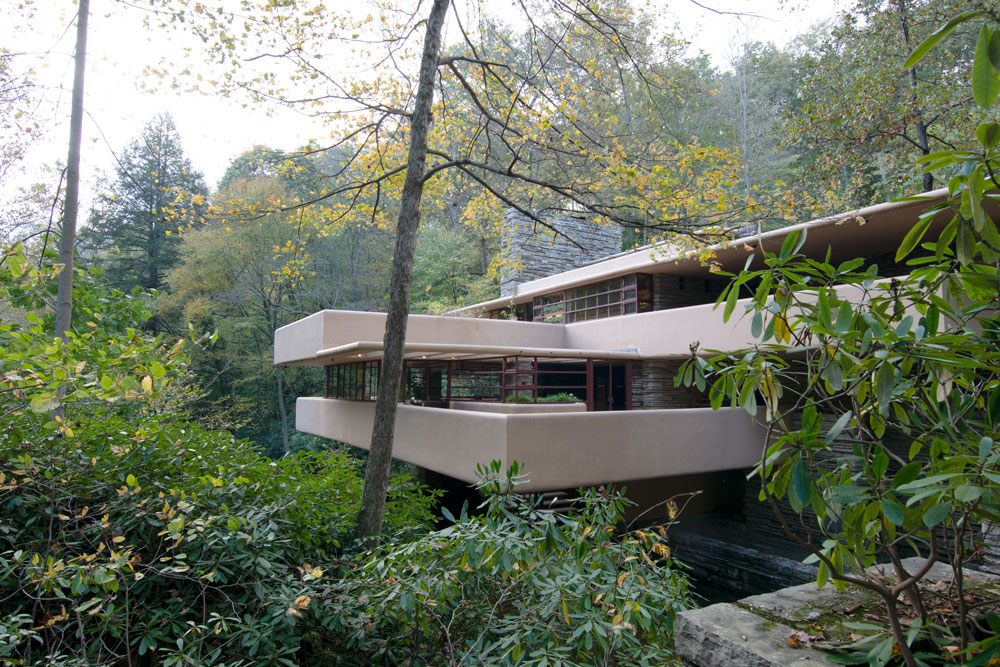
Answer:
676;558;1000;666
675;603;829;666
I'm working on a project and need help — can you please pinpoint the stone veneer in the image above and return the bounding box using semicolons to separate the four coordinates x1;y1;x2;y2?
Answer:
985;521;1000;576
652;274;729;311
500;210;622;297
632;360;711;411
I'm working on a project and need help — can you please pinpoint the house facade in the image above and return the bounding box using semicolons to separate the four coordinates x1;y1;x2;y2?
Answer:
273;193;950;502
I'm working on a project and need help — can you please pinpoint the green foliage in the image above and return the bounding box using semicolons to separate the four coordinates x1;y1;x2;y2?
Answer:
678;12;1000;664
161;164;394;452
1;243;188;419
296;462;691;665
161;175;309;447
411;221;495;313
0;253;687;665
0;409;439;665
0;250;439;665
82;113;209;294
786;0;995;207
537;392;584;403
505;392;582;403
217;144;290;192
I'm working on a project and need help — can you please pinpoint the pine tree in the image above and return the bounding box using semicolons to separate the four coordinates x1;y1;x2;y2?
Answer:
85;113;208;293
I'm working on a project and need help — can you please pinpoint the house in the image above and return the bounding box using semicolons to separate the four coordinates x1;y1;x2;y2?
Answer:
273;192;951;511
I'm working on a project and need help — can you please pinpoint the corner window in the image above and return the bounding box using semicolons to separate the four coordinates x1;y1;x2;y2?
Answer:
532;274;652;323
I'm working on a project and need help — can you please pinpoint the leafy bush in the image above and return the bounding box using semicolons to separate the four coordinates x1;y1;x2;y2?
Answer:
1;246;690;666
1;412;440;665
0;247;440;665
677;14;1000;665
294;462;692;666
538;392;584;403
504;392;582;403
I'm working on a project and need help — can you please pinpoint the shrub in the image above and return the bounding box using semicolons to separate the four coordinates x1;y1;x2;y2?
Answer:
1;246;688;666
538;391;584;403
676;14;1000;665
0;248;440;665
504;391;582;403
295;462;692;665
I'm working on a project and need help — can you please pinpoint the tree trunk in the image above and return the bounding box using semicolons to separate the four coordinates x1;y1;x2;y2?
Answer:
447;198;461;228
355;0;451;541
53;0;89;342
736;48;752;193
52;0;89;422
897;0;934;192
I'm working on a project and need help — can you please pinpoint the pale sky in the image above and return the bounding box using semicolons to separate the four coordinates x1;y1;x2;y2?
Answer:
2;0;838;209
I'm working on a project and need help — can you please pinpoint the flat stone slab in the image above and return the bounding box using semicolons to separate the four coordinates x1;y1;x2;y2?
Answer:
676;603;829;666
739;578;864;625
676;558;1000;666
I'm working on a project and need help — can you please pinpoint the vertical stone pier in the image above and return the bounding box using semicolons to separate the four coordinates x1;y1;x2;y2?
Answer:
499;210;622;297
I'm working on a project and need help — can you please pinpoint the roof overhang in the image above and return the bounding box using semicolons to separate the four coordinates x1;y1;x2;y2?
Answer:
451;190;954;315
274;310;645;366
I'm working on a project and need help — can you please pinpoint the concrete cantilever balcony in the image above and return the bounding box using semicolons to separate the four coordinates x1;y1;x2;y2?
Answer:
295;397;767;492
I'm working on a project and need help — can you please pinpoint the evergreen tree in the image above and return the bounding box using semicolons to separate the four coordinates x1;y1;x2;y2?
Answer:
84;113;208;293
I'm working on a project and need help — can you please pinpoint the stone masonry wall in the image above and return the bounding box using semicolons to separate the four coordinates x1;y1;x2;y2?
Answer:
636;359;710;410
984;522;1000;575
652;274;730;311
630;361;645;410
500;210;622;297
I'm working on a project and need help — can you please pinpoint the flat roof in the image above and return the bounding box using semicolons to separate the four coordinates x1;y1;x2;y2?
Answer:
451;190;952;314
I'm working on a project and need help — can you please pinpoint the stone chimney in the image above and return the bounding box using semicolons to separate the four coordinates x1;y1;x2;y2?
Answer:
500;210;622;297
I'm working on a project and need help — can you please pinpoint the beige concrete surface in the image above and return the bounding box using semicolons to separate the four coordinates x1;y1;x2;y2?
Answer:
451;190;950;315
275;278;904;366
296;398;510;484
504;408;767;490
295;398;766;491
275;310;569;366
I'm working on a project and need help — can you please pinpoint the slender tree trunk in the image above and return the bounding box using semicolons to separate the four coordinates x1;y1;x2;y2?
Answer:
355;0;450;541
736;50;752;193
52;0;89;422
53;0;89;342
897;0;934;192
447;198;461;228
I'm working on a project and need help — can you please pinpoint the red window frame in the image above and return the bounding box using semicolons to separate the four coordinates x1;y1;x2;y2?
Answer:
531;273;652;323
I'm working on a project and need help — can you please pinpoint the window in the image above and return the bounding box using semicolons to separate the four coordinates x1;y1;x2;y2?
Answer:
532;274;652;323
448;361;503;401
326;361;380;400
325;356;631;411
532;293;566;323
501;356;589;403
